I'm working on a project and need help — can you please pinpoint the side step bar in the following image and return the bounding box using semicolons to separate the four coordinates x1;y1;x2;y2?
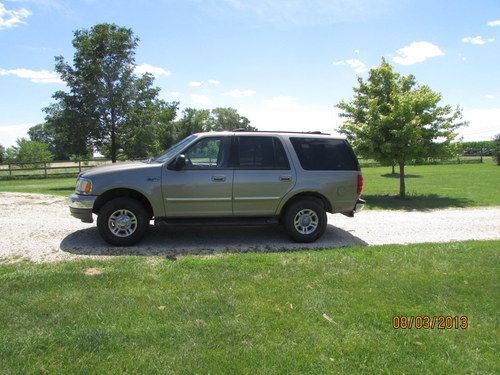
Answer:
155;217;279;227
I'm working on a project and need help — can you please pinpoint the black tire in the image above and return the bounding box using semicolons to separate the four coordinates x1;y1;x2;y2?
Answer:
97;197;149;246
283;198;327;242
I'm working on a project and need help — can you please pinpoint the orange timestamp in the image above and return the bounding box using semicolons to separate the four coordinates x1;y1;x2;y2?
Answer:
392;315;469;329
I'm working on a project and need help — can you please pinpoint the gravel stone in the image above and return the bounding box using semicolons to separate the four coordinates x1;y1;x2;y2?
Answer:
0;192;498;263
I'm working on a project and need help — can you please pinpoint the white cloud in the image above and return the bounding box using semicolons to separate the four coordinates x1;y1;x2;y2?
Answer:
191;94;211;105
168;91;181;100
135;63;171;76
487;19;500;27
0;68;63;83
188;81;203;87
461;36;494;45
333;58;368;74
221;89;256;98
484;94;495;99
393;41;444;65
240;95;343;135
460;108;500;141
0;123;33;147
207;79;220;85
0;2;31;30
353;49;360;54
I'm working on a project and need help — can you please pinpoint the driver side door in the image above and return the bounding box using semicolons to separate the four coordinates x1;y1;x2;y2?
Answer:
162;136;233;217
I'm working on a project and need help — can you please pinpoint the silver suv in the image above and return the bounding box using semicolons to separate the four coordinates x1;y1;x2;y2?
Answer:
68;131;365;245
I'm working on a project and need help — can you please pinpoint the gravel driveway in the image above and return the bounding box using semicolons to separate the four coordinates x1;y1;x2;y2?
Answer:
1;192;499;263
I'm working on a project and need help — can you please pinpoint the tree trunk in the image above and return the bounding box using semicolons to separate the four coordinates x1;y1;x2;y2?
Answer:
110;109;117;163
398;162;405;198
391;164;395;174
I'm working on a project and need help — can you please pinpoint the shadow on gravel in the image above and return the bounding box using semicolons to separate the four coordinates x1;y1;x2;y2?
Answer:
364;194;473;211
60;224;368;257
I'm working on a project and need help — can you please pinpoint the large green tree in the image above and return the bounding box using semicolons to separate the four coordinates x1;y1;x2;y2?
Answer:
47;23;174;162
337;59;465;197
0;144;4;163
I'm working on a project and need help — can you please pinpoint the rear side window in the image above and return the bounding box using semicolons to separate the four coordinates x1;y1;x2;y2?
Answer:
233;136;290;169
290;138;359;171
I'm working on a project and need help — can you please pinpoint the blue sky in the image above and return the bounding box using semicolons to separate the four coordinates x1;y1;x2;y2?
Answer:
1;0;499;148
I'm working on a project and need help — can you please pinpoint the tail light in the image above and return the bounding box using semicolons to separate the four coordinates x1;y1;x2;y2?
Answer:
357;174;363;195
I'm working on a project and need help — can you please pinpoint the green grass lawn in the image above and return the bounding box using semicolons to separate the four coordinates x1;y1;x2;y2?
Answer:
0;177;76;196
362;159;500;209
0;160;498;210
0;240;498;374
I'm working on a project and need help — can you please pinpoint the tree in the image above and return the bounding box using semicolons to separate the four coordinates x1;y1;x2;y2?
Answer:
48;23;173;162
493;134;500;165
211;107;256;131
175;108;213;140
5;138;53;166
0;144;4;163
337;59;465;197
28;122;73;160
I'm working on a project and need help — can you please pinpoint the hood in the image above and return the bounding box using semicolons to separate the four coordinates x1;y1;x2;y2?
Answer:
80;161;157;178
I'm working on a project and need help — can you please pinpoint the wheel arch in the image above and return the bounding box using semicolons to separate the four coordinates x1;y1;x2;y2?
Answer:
93;188;154;218
278;192;333;217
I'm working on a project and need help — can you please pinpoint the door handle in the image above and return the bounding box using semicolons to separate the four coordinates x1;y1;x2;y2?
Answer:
211;175;226;182
279;175;292;182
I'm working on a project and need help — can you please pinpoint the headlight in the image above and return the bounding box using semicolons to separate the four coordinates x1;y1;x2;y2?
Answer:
75;178;93;194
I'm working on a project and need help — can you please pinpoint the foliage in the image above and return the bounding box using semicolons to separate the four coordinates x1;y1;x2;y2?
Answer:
4;138;53;167
458;140;493;156
210;107;256;132
493;134;500;165
0;144;4;163
46;23;177;162
337;59;465;197
174;107;255;143
27;122;84;160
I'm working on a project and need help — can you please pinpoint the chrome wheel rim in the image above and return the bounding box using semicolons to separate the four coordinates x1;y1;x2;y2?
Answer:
293;209;319;235
108;209;138;237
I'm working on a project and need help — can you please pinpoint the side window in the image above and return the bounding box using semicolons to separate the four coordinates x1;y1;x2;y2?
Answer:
184;137;228;169
234;136;290;169
290;138;359;171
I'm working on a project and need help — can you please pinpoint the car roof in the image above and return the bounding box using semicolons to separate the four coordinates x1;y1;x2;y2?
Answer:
195;131;345;139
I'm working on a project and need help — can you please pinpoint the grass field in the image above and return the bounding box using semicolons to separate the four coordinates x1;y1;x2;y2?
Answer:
362;159;500;209
0;160;498;210
0;240;498;374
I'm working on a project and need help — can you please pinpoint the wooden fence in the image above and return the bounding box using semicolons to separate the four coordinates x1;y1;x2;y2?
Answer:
0;159;111;179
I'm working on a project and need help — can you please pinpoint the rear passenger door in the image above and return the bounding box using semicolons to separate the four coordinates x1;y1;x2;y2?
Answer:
232;136;295;216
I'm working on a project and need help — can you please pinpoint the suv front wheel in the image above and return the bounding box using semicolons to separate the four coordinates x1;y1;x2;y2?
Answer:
97;197;149;246
283;199;327;242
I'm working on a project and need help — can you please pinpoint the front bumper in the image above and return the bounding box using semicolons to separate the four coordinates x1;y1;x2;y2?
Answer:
68;193;97;223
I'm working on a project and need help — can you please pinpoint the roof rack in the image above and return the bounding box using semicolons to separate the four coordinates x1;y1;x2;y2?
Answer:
232;129;330;135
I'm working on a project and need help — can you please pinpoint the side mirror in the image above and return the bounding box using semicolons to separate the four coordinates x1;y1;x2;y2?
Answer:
172;154;186;170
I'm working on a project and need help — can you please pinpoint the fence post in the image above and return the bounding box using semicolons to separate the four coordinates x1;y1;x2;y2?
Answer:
44;162;47;178
480;148;483;163
8;163;11;176
79;160;82;173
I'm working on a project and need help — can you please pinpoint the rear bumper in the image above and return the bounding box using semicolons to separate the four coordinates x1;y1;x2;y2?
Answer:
354;198;366;213
68;193;97;223
341;198;366;217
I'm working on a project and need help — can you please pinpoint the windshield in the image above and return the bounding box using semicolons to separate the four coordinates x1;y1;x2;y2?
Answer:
152;134;197;163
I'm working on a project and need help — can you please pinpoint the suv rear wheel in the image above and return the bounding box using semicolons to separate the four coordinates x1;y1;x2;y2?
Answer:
283;199;327;242
97;197;149;246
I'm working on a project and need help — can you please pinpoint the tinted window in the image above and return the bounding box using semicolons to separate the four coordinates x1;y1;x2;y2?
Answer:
234;136;290;169
290;138;358;171
184;137;228;169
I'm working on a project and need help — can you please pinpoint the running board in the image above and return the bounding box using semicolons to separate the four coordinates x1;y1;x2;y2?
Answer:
155;217;279;227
